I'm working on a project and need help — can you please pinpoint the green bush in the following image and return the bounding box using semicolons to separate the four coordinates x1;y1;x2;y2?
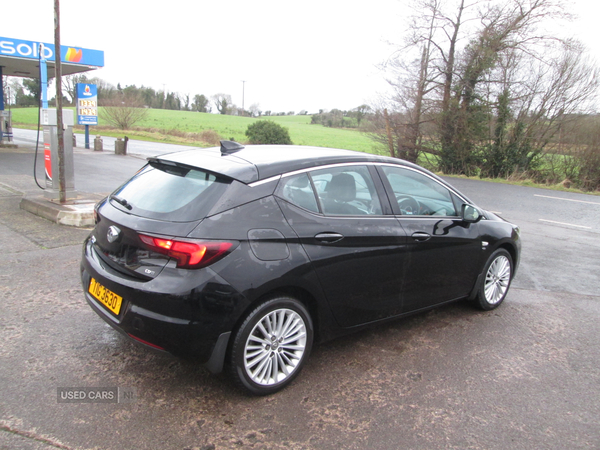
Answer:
245;120;292;145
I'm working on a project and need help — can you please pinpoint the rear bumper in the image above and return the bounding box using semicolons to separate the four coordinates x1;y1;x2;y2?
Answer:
80;238;242;372
83;285;231;373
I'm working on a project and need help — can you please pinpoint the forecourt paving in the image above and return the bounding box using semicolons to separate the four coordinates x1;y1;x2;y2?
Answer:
4;128;180;227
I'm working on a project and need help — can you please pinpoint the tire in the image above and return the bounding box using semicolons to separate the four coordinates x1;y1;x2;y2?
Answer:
474;248;513;311
229;297;313;395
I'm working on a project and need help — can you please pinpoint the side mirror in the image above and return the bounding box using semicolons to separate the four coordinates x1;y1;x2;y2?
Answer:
462;204;483;223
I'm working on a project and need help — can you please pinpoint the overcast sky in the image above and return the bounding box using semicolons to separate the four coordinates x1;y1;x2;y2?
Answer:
3;0;600;113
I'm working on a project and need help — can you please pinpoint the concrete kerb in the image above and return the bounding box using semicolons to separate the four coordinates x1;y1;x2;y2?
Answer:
8;139;107;228
8;131;159;227
20;195;102;228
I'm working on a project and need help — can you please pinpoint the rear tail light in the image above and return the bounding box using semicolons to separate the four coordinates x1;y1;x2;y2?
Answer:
138;234;235;269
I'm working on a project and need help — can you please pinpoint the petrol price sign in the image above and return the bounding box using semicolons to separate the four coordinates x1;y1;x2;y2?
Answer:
77;84;98;125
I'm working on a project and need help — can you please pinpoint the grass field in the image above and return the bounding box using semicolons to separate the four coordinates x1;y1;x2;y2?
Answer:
9;107;597;194
9;107;385;154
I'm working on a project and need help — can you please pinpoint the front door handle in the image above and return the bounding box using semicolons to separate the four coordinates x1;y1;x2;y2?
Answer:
411;231;431;242
315;232;344;243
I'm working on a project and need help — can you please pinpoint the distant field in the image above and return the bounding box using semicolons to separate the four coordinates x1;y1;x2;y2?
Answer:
10;107;385;154
10;107;597;194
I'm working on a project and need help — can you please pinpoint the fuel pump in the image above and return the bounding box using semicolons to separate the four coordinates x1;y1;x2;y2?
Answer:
41;108;77;200
0;110;12;142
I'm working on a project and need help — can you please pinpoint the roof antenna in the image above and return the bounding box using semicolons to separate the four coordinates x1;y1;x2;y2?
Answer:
220;140;245;155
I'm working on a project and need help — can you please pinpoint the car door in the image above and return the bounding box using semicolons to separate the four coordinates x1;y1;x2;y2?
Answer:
275;165;408;328
377;165;482;312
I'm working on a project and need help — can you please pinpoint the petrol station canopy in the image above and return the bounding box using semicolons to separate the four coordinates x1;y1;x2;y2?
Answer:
0;36;104;79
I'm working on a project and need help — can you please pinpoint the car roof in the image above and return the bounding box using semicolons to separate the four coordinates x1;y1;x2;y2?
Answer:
151;144;416;184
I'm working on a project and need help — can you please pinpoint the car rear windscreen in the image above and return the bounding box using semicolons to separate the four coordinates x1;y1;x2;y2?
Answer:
110;162;231;222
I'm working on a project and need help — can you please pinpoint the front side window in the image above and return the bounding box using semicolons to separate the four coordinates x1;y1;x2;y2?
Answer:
381;166;457;216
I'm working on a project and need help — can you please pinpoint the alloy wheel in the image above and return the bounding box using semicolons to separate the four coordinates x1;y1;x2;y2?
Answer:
484;255;511;305
243;308;307;386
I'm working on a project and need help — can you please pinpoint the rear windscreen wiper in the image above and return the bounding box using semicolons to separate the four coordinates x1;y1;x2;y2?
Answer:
110;194;133;210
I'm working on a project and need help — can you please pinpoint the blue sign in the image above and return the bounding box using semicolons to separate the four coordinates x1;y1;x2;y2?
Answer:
77;84;98;125
0;36;104;67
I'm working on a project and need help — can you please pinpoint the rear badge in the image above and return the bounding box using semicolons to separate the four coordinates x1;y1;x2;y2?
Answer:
107;226;122;243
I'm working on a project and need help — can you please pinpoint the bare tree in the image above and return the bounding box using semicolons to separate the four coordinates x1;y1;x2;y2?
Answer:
353;104;371;127
375;0;470;163
483;41;600;177
248;103;261;117
182;93;190;111
99;94;148;130
90;78;117;105
192;94;210;112
212;93;232;115
576;119;600;191
437;0;569;173
62;74;89;105
375;0;589;177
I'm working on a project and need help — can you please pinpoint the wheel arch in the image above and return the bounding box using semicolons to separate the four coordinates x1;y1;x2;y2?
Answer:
225;286;319;394
468;242;517;301
497;240;519;275
227;285;323;357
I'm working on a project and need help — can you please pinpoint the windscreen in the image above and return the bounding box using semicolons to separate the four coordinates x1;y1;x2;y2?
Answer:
110;162;231;222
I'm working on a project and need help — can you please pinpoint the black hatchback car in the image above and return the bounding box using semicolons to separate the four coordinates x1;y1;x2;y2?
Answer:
81;141;520;395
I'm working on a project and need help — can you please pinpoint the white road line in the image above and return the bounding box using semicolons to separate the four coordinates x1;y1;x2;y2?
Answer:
538;219;592;229
534;194;600;206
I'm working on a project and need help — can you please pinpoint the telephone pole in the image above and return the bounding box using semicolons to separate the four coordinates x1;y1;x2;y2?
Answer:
241;80;246;116
54;0;66;203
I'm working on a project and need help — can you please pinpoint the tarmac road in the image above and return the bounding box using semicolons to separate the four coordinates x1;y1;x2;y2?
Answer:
12;127;199;160
1;130;599;449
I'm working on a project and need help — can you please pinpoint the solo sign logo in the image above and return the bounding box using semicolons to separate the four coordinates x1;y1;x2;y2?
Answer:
0;39;53;59
0;36;104;67
65;47;83;63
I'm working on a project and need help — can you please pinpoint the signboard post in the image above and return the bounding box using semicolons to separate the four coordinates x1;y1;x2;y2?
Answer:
76;83;98;149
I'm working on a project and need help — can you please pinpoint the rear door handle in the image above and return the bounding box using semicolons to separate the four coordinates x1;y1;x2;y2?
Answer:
315;232;344;243
411;232;431;242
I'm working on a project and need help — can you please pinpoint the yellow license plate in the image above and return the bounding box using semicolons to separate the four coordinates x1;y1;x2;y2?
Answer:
89;278;123;315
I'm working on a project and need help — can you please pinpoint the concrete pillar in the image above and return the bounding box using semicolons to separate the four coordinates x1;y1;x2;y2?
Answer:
94;135;103;151
115;138;126;155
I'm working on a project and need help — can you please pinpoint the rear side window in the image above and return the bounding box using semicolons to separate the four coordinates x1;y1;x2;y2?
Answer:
278;173;319;213
111;163;230;222
311;166;383;216
277;166;383;216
